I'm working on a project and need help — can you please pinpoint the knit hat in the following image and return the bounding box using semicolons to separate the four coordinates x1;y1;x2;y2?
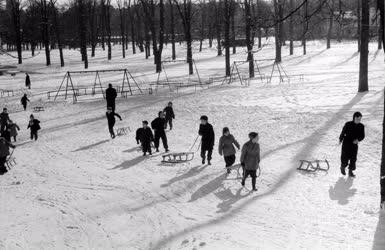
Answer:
200;115;208;121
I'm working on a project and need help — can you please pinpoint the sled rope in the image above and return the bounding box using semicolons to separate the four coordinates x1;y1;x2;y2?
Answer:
188;135;201;153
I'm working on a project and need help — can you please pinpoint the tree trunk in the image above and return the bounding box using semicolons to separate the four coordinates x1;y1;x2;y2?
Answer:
106;0;112;60
358;0;369;92
378;2;383;51
118;5;126;58
89;0;97;57
79;0;88;69
135;5;145;52
199;1;205;52
337;0;342;42
327;0;334;49
128;3;136;54
51;1;64;67
224;0;231;76
302;0;307;55
288;0;294;54
358;0;361;51
216;0;222;56
381;89;385;207
274;0;282;62
10;0;22;64
245;0;254;78
169;0;176;60
231;4;236;54
157;0;164;72
40;0;51;66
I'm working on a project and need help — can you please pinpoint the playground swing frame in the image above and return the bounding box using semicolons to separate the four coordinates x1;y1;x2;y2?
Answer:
155;59;202;93
54;69;143;103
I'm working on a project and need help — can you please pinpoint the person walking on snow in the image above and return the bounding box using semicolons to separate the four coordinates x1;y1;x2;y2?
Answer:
199;115;215;165
0;108;11;134
21;94;30;111
25;73;31;89
105;84;117;112
218;127;240;173
0;137;15;175
8;120;20;142
136;121;154;156
27;114;41;141
151;111;169;152
339;112;365;178
240;132;260;191
163;102;175;130
106;107;122;139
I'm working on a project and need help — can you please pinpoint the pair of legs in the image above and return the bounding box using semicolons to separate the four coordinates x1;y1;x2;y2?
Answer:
23;104;27;111
30;130;38;140
242;169;257;190
0;156;7;175
341;144;358;176
154;131;168;152
13;136;17;142
142;141;152;156
224;155;236;173
201;147;213;165
164;118;173;130
108;123;116;138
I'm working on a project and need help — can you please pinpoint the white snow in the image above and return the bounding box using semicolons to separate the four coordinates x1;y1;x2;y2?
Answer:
0;40;384;250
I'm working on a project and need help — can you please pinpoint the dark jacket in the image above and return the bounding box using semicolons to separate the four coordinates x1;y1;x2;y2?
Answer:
218;134;240;157
0;112;10;125
27;119;41;131
199;123;215;150
106;112;122;125
25;75;31;87
240;141;260;171
21;96;29;105
106;87;117;102
9;123;20;137
0;137;14;158
136;127;154;144
151;117;166;133
163;106;175;120
339;121;365;146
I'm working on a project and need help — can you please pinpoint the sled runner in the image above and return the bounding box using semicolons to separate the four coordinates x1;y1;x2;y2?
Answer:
160;135;201;164
116;126;131;136
6;149;16;170
161;152;195;163
33;106;44;112
297;159;330;172
225;164;243;179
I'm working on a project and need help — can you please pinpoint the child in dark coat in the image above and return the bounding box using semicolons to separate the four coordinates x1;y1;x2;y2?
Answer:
163;102;175;130
0;137;15;175
27;114;41;140
136;121;154;156
240;132;260;191
151;111;169;152
106;107;122;139
8;120;20;142
199;115;215;165
21;94;30;111
218;127;240;173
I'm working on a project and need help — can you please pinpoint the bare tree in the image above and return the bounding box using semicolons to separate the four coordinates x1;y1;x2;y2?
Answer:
289;0;294;54
357;0;361;51
128;0;136;54
168;0;176;59
174;0;194;74
213;0;222;56
224;0;232;76
88;0;98;57
244;0;254;78
78;0;88;68
302;0;308;55
326;0;334;49
117;0;126;58
358;0;368;92
50;0;64;66
8;0;22;64
199;0;205;52
37;0;51;65
102;0;112;60
274;0;283;62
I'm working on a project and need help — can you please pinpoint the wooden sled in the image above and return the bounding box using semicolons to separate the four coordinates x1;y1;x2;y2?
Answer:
116;126;131;136
298;159;330;172
225;164;243;180
161;152;195;163
6;150;16;170
33;106;44;112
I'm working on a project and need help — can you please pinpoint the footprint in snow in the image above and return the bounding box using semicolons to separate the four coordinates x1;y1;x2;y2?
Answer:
199;242;206;247
181;239;189;245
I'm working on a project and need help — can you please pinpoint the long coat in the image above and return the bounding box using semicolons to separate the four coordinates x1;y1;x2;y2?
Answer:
339;121;365;158
240;141;260;171
163;106;175;120
199;123;215;150
136;127;154;144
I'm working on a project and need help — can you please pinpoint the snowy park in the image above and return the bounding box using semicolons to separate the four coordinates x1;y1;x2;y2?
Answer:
1;0;385;249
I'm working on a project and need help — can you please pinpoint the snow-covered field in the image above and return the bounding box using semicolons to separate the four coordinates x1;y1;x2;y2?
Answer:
0;40;384;250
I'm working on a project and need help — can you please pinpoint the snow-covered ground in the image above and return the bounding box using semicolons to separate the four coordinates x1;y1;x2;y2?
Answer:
0;40;384;250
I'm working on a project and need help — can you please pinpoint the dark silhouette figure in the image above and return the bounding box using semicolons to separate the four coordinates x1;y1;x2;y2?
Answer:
105;83;117;112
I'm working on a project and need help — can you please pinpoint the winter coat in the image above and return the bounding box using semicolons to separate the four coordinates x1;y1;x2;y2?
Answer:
240;141;260;171
8;123;20;137
0;138;14;158
25;75;31;87
27;119;41;132
339;121;365;157
151;117;166;134
21;96;29;105
163;106;175;120
0;112;9;125
199;123;215;150
218;134;240;157
136;127;154;144
106;112;122;125
106;87;117;102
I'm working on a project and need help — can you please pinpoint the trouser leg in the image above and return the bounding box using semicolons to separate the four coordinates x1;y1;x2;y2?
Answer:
207;148;213;161
154;133;160;149
169;119;173;130
201;148;206;160
161;132;168;150
349;146;358;171
250;170;257;189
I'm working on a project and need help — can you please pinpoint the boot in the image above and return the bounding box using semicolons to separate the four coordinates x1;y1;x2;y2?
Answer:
241;179;245;187
208;160;211;166
143;152;147;156
340;166;346;176
156;148;159;152
202;158;205;164
226;168;231;174
349;170;356;178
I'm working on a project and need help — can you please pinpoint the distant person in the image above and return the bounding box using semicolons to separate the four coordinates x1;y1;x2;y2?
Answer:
106;107;122;139
27;114;41;141
105;84;117;112
240;132;260;191
136;121;154;156
151;111;169;152
218;127;240;173
25;73;31;89
198;115;215;165
8;120;20;142
21;94;30;111
0;108;10;133
163;102;175;130
339;112;365;178
0;137;15;175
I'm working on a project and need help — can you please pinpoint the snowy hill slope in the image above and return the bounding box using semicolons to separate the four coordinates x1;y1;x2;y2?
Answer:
0;41;384;250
